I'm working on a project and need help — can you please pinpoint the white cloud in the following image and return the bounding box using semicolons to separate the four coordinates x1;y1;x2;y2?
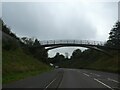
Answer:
1;0;120;2
0;3;2;18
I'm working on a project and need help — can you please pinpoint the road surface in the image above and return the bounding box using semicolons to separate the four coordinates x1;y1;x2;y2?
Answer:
3;68;120;89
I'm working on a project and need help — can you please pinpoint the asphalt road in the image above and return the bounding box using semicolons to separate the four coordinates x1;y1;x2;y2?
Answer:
3;68;120;89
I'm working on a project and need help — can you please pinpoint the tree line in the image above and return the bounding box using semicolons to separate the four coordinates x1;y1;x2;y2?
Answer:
106;21;120;48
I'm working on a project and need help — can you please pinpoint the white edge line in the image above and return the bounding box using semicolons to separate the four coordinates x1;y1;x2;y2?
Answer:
94;78;114;90
83;73;90;77
108;78;120;83
44;78;57;89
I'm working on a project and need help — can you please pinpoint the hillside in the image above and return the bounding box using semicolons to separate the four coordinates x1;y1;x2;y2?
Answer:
3;48;51;84
53;49;119;73
86;51;120;73
2;21;52;84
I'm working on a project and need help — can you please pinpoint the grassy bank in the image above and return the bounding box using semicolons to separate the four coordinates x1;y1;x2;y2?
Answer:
3;48;52;84
86;52;120;73
58;50;119;73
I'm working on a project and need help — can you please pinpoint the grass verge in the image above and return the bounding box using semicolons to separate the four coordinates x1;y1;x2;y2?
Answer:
3;48;52;84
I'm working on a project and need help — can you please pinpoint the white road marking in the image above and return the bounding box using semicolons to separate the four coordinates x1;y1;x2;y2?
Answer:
83;73;90;77
108;78;120;83
94;78;114;90
95;74;101;77
58;75;64;88
44;78;57;89
90;73;100;77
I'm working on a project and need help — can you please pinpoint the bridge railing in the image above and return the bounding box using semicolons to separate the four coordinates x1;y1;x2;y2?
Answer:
40;40;105;46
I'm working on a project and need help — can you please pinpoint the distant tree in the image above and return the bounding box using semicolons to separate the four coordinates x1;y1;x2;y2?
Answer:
106;21;120;48
53;53;60;63
21;37;48;63
65;52;69;59
33;39;40;46
2;20;19;40
21;37;34;46
2;21;10;34
2;19;20;50
71;49;82;59
50;53;65;64
21;37;27;43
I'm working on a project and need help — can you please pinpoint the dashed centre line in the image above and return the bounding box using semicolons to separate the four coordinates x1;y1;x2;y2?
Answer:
83;73;90;77
80;71;118;89
44;78;57;90
94;78;114;90
108;78;120;83
90;73;101;77
94;74;101;77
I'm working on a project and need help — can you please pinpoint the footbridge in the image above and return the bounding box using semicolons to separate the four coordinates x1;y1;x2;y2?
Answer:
38;40;119;56
40;40;105;50
31;40;119;56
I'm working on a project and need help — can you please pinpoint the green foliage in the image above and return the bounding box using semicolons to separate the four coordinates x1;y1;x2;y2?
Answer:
86;52;120;73
68;49;103;68
55;48;119;73
2;38;19;51
2;20;19;40
2;20;20;51
33;39;40;46
71;49;82;59
21;37;48;63
29;47;48;63
50;53;65;64
106;21;120;48
21;37;35;46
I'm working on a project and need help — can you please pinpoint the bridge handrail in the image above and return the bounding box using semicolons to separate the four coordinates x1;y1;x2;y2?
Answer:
40;40;105;46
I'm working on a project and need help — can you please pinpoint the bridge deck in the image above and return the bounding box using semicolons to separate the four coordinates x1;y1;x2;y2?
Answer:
40;40;105;46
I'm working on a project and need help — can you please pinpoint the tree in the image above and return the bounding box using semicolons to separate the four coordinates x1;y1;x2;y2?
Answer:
21;37;34;46
2;20;19;40
33;39;40;46
106;21;120;48
71;49;82;59
50;53;65;64
21;37;48;63
2;21;11;34
2;20;20;50
65;52;69;59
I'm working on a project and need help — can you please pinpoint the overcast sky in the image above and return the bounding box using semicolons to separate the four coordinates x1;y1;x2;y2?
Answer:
2;0;118;57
